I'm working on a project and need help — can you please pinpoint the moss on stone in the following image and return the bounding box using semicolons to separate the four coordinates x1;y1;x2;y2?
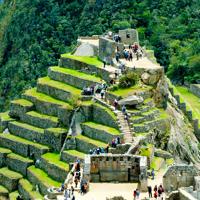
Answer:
7;153;33;163
38;76;82;96
27;166;61;187
83;122;120;135
76;134;107;148
61;53;103;67
24;88;72;110
50;66;102;82
41;153;69;171
0;167;23;179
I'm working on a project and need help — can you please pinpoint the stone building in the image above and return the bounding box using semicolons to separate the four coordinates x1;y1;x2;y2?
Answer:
118;29;139;45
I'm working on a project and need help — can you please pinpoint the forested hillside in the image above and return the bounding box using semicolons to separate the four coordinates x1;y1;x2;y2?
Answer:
0;0;199;111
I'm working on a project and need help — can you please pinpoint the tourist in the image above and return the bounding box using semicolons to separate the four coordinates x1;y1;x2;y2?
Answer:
147;186;152;198
133;190;137;200
136;189;140;199
114;70;118;79
158;184;164;197
124;112;129;122
89;149;93;155
105;143;109;153
116;52;120;62
122;105;126;114
113;99;118;110
100;89;105;99
74;178;78;188
117;136;120;144
110;79;115;85
129;52;133;61
103;59;106;68
151;168;155;180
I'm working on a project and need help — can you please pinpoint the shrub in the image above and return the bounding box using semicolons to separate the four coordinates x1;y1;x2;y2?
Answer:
119;71;139;88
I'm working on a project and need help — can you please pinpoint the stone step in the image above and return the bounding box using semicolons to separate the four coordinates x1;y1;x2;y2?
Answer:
76;134;107;154
22;88;72;117
61;150;85;163
27;166;61;196
81;121;121;144
48;66;102;90
6;153;33;176
0;134;49;160
20;110;59;129
0;147;12;168
0;185;9;199
9;99;34;118
0;167;23;192
18;179;43;200
37;76;82;102
40;153;69;182
8;121;67;151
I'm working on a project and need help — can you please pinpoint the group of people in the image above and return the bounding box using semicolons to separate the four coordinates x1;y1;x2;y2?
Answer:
89;144;109;155
82;82;108;99
111;136;121;148
147;184;165;199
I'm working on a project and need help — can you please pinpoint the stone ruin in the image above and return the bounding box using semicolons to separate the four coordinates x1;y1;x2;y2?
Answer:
118;29;139;45
83;154;148;191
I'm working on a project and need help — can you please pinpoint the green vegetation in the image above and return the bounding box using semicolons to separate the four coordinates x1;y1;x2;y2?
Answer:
26;111;58;123
166;158;174;166
0;185;8;193
0;0;199;111
19;179;43;199
38;76;82;96
42;153;69;171
9;191;19;200
10;121;44;133
76;134;107;148
61;53;103;67
0;147;12;154
110;85;152;98
50;66;102;82
46;127;68;137
7;153;33;163
0;167;23;179
24;88;72;109
83;122;120;135
0;112;13;121
11;99;33;107
28;166;61;187
150;157;164;171
139;144;153;157
65;150;85;159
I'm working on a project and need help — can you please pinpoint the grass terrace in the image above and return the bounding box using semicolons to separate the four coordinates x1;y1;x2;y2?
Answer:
9;191;19;200
0;112;13;121
38;77;82;96
139;144;154;158
65;150;85;159
110;84;152;98
61;53;103;67
50;67;102;82
11;99;33;107
0;185;8;193
83;122;120;135
0;167;23;179
41;153;69;171
0;147;12;154
24;88;72;109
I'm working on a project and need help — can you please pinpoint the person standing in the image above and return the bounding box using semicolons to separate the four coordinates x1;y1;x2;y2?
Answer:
151;168;155;180
133;190;137;200
136;189;140;199
147;186;152;198
122;105;126;114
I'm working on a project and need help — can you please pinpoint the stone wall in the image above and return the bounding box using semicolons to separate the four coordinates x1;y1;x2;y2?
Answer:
163;165;199;193
118;29;139;44
89;154;147;185
190;84;200;98
179;187;200;200
99;37;116;65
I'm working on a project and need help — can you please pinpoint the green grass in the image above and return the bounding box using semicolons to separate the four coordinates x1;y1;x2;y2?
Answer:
83;122;120;135
19;179;43;199
28;166;61;187
0;147;12;154
150;157;165;171
0;167;23;179
24;88;72;110
26;111;59;123
61;53;103;67
11;99;33;107
158;108;169;119
175;86;200;120
0;112;13;121
38;76;82;96
94;103;117;121
139;144;154;157
81;101;93;106
46;127;68;137
0;134;49;150
109;85;152;98
76;134;107;148
166;158;174;166
10;121;44;133
7;153;33;163
64;150;85;159
42;153;69;171
50;66;102;82
0;185;8;193
9;191;19;200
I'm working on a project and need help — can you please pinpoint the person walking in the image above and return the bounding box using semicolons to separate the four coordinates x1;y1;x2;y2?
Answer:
113;99;118;110
122;105;126;114
136;189;140;199
151;168;155;180
133;190;137;200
